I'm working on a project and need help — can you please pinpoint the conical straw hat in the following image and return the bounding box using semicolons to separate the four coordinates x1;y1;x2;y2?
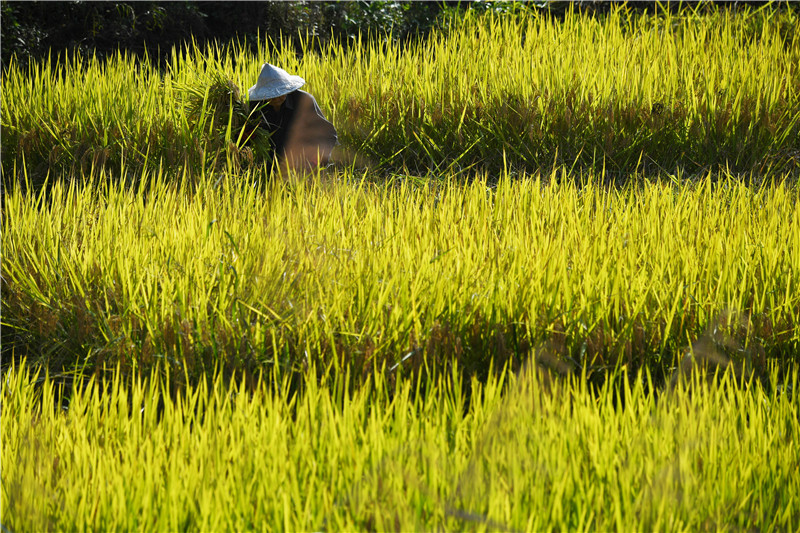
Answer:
248;63;305;101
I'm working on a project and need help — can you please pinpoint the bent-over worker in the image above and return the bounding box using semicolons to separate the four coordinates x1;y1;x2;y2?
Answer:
245;63;338;171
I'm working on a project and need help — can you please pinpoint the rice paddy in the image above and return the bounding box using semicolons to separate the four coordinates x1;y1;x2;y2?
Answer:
2;3;798;182
2;3;799;531
3;170;800;383
3;362;798;531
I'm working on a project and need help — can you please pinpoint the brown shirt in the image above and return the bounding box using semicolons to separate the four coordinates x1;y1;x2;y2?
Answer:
253;90;338;169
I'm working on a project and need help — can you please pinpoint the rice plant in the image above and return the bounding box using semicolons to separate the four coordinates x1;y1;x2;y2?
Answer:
2;360;797;531
3;168;798;383
3;5;800;530
2;4;798;186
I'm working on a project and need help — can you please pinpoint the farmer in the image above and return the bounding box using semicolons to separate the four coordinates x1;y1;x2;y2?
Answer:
246;63;338;171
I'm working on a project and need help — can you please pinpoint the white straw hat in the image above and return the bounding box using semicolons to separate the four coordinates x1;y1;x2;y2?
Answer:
248;63;305;101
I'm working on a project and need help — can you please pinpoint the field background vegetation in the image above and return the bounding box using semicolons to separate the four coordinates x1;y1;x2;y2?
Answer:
3;363;798;531
2;2;800;531
4;172;800;385
3;2;799;185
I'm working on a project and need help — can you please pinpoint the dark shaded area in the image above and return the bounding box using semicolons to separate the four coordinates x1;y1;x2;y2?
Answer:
1;1;449;69
3;1;791;70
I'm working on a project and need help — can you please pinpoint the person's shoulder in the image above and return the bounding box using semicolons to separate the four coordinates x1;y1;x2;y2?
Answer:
283;89;313;110
294;90;320;104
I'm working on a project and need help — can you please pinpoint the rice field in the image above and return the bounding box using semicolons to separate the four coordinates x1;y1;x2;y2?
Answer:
2;4;798;183
3;170;800;383
3;362;798;531
2;4;799;531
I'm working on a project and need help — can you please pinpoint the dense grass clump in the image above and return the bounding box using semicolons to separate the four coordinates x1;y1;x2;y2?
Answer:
3;362;798;531
2;4;798;186
3;169;798;383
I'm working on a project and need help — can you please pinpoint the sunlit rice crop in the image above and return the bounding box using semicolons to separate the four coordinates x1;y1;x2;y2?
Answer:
2;361;797;531
2;4;798;184
3;6;797;379
3;169;798;380
4;4;800;531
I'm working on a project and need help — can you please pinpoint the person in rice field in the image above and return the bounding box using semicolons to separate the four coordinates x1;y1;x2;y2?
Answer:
244;63;338;171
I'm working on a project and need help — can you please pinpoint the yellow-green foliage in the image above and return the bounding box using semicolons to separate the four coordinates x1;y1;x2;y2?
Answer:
4;6;799;530
2;5;798;182
3;362;798;531
3;170;799;377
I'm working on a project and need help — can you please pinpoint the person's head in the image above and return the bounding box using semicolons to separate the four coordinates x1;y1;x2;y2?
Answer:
267;94;287;110
248;63;305;108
